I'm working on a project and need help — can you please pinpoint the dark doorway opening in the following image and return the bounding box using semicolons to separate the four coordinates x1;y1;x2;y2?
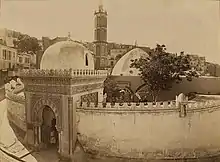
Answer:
41;106;58;150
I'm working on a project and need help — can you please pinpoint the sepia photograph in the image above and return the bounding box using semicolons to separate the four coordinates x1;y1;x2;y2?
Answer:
0;0;219;161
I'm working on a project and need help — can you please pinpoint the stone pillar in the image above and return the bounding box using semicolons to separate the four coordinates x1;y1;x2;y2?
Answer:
58;95;76;160
34;125;40;150
98;88;104;103
72;96;79;154
38;126;41;144
59;96;71;159
68;97;73;156
25;124;35;146
179;103;187;118
58;131;62;154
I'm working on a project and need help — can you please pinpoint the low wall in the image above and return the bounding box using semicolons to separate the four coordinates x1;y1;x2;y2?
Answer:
6;86;220;160
76;100;220;160
0;86;5;101
6;92;26;133
0;150;22;162
112;76;220;101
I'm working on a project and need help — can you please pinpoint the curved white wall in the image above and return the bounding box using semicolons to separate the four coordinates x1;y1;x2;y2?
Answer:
77;105;220;159
6;88;220;160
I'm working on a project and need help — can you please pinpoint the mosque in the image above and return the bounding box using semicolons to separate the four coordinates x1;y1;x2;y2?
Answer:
35;1;148;76
4;2;220;162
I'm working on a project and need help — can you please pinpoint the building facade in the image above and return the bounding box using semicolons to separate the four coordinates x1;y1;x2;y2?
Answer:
205;62;220;77
17;53;31;69
94;2;108;70
110;48;128;60
0;28;21;47
0;44;17;70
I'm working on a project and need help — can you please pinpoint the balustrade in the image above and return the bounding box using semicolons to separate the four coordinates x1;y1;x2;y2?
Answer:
20;69;108;77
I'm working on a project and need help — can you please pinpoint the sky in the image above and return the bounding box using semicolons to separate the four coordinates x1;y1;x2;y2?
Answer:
0;0;219;63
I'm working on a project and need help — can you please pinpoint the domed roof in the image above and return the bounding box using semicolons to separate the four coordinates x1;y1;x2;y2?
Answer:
40;41;94;70
111;48;149;76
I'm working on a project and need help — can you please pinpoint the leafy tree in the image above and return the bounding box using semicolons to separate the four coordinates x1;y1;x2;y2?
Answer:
130;44;198;102
13;34;41;54
103;76;120;102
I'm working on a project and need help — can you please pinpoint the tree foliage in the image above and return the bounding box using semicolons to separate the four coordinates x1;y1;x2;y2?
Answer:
103;76;120;102
13;34;41;54
130;44;198;102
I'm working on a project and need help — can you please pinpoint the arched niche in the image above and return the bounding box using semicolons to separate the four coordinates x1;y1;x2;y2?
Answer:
32;98;61;132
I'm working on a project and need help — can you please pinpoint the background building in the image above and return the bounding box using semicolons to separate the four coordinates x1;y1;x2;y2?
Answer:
0;28;21;47
187;54;206;75
0;43;17;70
17;53;31;69
110;48;128;59
205;62;220;77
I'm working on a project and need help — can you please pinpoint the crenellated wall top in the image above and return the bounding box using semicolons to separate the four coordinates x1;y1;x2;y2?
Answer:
19;69;108;78
77;100;220;112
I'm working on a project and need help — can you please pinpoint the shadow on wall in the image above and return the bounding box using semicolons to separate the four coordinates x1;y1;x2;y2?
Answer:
111;76;220;101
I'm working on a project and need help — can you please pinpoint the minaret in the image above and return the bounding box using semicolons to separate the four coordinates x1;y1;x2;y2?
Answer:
94;0;108;70
67;32;71;41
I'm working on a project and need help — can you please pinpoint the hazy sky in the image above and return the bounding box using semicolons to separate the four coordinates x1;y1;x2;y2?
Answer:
0;0;219;63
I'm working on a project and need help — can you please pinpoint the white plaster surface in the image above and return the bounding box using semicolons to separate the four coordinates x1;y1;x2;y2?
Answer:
40;41;95;70
0;99;37;162
77;105;220;158
111;48;149;76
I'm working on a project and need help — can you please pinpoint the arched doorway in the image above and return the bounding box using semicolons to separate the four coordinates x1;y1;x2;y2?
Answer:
40;105;59;150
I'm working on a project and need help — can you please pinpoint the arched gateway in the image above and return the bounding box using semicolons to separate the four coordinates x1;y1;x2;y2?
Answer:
20;69;107;160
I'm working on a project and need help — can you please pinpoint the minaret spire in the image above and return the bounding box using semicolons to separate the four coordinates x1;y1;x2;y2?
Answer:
67;32;71;41
94;0;108;70
99;0;103;11
135;40;138;47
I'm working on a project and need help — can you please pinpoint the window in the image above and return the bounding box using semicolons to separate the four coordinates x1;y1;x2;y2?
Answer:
100;58;105;66
85;54;88;66
19;57;22;63
3;50;6;60
8;51;11;60
96;46;100;56
25;57;29;63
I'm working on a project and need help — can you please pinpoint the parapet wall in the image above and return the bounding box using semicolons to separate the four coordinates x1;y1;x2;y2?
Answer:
6;84;220;160
20;69;108;77
77;100;220;112
6;92;26;133
76;100;220;160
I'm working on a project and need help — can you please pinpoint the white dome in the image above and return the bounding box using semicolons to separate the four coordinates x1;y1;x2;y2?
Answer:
111;48;149;76
40;41;94;70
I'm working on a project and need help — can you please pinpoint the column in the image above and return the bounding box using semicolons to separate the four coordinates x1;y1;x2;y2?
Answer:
58;131;62;154
179;104;187;118
59;96;71;159
34;126;39;148
98;88;104;103
59;95;78;159
72;97;78;153
38;126;41;144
